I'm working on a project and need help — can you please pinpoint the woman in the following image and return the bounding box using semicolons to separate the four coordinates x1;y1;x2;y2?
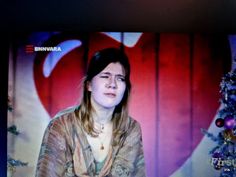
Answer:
36;47;146;177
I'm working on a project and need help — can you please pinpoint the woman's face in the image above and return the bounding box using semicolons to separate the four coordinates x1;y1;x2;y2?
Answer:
88;62;126;110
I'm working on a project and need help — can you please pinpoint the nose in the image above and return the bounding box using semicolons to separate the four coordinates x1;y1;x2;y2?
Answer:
106;76;117;89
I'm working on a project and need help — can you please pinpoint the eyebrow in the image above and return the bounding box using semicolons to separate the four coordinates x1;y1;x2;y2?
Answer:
100;72;125;77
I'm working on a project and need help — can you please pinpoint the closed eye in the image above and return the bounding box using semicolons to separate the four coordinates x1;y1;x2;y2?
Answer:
100;75;109;79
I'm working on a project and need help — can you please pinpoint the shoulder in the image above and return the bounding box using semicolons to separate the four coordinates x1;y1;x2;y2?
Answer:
126;117;142;136
47;106;79;130
128;117;142;129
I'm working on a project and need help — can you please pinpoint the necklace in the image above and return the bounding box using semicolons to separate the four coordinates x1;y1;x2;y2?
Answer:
97;123;113;151
98;123;105;150
100;141;105;150
101;123;104;131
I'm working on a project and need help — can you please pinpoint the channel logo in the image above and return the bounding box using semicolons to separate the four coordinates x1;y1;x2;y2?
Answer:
25;45;62;53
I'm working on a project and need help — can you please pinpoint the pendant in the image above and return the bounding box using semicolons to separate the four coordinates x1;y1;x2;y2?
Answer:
101;144;104;150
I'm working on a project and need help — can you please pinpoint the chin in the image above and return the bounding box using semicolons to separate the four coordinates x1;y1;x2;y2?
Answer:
102;104;117;109
100;102;119;109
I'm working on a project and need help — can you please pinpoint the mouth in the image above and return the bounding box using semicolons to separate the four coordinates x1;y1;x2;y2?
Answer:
104;93;116;98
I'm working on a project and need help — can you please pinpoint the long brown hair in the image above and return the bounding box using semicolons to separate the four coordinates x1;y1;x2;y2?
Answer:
76;47;131;139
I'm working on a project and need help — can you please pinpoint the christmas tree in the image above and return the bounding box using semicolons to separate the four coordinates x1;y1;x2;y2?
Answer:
202;68;236;177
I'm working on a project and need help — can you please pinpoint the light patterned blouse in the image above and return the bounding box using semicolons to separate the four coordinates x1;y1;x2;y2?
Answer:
35;106;146;177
